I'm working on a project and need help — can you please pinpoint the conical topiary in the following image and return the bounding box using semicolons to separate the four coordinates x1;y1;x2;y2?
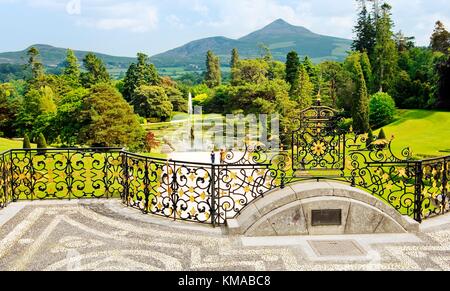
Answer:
366;129;375;149
378;128;387;140
36;133;47;154
23;134;31;149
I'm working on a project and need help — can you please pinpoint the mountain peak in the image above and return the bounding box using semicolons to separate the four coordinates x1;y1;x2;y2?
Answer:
239;19;314;42
268;18;292;27
28;44;56;50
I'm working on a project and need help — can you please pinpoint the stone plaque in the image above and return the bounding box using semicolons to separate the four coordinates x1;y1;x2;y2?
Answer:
311;209;342;226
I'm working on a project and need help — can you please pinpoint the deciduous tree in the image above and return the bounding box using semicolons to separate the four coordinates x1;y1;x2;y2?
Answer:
79;83;144;149
132;85;173;121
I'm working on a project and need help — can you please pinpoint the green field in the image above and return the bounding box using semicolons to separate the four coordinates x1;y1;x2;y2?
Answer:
378;110;450;159
0;138;35;152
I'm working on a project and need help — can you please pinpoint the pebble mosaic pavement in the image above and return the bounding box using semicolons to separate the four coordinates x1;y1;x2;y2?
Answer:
0;200;449;271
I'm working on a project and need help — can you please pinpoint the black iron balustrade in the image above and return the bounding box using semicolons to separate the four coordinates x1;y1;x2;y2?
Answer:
0;148;123;203
420;156;450;220
120;151;272;226
0;106;449;225
0;146;449;225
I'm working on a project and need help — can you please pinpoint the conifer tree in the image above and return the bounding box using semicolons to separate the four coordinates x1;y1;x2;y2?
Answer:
430;21;450;53
352;0;377;56
230;48;240;84
373;3;398;93
205;51;221;88
352;61;370;134
23;134;31;149
63;49;80;84
285;51;300;96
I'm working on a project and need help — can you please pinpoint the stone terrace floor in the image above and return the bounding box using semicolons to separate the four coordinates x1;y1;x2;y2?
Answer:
0;199;449;271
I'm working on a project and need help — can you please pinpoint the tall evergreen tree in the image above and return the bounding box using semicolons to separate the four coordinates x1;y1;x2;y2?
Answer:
230;48;239;69
373;3;398;92
303;56;320;95
320;61;342;108
285;51;300;96
122;53;160;102
62;49;80;86
80;53;110;88
360;51;373;92
430;21;450;53
352;0;377;56
230;48;239;84
204;51;221;88
291;65;313;109
27;47;45;81
352;61;370;134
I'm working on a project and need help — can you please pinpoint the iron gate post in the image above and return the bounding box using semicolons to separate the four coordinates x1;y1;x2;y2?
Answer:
9;151;14;203
1;154;7;207
414;162;423;223
211;164;216;227
122;152;129;206
143;158;150;214
443;158;448;213
172;161;178;221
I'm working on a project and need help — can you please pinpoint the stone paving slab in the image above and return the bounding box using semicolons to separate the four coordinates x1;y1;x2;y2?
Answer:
0;200;449;271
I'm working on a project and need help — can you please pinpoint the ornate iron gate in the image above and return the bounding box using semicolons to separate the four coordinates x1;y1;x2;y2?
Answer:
292;104;346;173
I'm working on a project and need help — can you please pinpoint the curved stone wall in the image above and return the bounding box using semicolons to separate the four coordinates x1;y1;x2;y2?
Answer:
227;182;420;236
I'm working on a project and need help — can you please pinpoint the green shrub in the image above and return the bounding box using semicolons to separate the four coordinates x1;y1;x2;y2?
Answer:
23;134;31;149
369;92;396;129
338;118;353;132
378;128;387;140
36;133;47;154
366;129;375;149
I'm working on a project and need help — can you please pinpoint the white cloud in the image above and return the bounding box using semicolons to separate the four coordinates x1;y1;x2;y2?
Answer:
196;0;299;38
66;0;81;15
166;14;184;29
192;0;208;16
187;0;450;46
76;2;159;32
3;0;450;54
16;0;159;32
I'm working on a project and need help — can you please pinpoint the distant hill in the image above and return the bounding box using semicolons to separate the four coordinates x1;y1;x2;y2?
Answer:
0;44;135;70
0;19;352;79
151;19;352;68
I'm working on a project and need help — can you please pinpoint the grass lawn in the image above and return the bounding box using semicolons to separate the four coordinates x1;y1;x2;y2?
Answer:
378;109;450;159
0;138;35;152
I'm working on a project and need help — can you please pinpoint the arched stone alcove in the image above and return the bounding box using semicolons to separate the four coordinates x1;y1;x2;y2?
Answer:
227;182;419;236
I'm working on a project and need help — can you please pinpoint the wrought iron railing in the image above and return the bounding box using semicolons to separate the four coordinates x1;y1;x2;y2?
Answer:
0;104;449;225
0;148;123;203
121;151;273;226
421;156;449;219
0;146;449;225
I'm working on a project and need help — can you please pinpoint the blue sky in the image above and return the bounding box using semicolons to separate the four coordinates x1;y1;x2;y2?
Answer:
1;0;450;57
